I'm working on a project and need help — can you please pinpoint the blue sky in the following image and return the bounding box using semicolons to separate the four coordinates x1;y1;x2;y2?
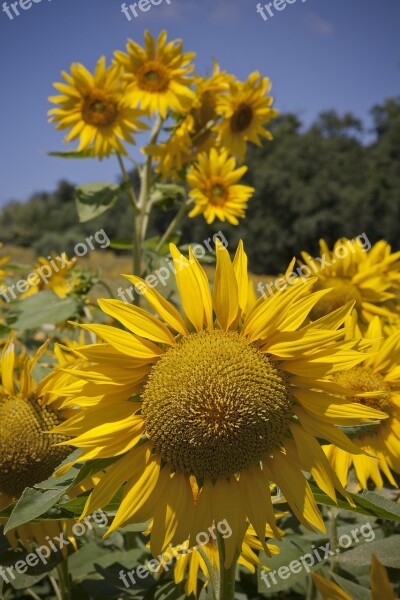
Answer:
0;0;399;205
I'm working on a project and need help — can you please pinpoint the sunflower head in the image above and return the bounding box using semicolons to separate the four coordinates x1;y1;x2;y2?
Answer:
301;238;400;325
324;314;400;490
187;148;255;224
0;336;71;502
48;56;148;158
114;30;195;118
215;72;278;162
52;240;391;568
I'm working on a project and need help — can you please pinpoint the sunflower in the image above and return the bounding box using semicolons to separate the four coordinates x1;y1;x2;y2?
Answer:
48;57;148;159
187;148;255;224
114;30;195;119
21;253;77;299
312;553;398;600
52;241;388;569
301;238;400;325
145;62;232;180
0;336;77;553
323;313;400;489
215;72;278;162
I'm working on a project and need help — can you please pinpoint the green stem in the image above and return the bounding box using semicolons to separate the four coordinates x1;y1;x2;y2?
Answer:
216;531;237;600
155;201;191;253
56;559;72;600
329;507;339;574
96;280;114;298
197;546;219;600
116;153;141;286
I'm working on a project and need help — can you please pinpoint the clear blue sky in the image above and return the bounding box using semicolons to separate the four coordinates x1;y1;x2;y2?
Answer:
0;0;399;206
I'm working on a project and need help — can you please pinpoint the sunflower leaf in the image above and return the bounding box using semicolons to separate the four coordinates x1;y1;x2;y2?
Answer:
75;182;121;223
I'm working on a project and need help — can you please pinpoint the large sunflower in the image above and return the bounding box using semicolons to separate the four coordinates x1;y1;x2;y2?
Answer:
114;30;195;118
0;337;76;551
48;56;148;159
187;148;255;224
52;242;387;567
323;313;400;489
215;72;278;162
301;238;400;325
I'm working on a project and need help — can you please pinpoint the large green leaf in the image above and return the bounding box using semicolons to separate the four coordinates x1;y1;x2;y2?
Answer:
258;535;327;594
4;488;68;533
11;291;77;329
75;182;120;223
335;535;400;568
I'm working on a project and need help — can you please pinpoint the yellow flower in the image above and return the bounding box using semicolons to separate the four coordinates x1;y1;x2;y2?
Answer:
0;336;74;552
301;238;400;325
53;242;387;567
145;62;232;180
323;313;400;489
187;148;255;224
312;554;398;600
114;30;195;118
21;253;77;299
215;72;278;162
48;57;148;159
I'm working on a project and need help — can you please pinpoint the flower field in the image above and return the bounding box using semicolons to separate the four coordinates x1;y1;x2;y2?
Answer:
1;18;400;600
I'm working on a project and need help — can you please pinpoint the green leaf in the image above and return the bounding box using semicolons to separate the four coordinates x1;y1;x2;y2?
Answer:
47;149;95;159
309;484;400;522
75;182;120;223
338;423;380;438
258;535;327;593
11;291;77;329
4;487;67;533
109;239;133;250
150;184;185;209
335;535;400;568
331;573;372;600
144;235;180;256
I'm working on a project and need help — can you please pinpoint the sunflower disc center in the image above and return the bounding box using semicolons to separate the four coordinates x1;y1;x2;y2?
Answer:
142;330;292;480
231;103;253;132
137;61;170;92
82;90;118;126
312;277;363;320
334;366;392;426
0;396;71;497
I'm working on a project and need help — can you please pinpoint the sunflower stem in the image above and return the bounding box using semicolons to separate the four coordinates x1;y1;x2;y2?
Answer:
197;546;219;600
154;200;191;253
216;531;237;600
329;507;339;574
56;559;72;600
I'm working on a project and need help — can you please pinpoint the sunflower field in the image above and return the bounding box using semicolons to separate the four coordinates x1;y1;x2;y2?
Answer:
1;15;400;600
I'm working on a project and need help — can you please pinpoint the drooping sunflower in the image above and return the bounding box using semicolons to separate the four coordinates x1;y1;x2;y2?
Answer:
215;72;278;162
114;30;195;118
145;62;232;180
48;57;148;159
52;241;387;568
186;148;255;224
301;238;400;325
0;336;76;551
323;313;400;489
21;253;77;299
312;553;398;600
